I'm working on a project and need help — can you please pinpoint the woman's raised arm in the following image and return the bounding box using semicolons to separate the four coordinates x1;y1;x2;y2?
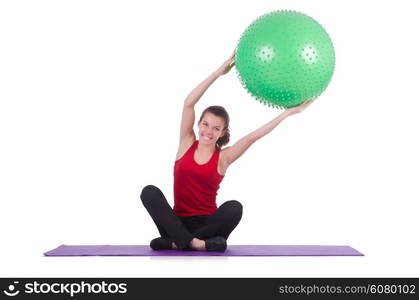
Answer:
177;52;235;157
221;101;313;166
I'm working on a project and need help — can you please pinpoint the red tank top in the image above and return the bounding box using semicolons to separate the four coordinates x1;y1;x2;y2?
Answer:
173;140;224;216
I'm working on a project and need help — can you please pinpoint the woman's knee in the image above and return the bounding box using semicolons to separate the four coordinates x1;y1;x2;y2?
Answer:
140;185;163;206
220;200;243;219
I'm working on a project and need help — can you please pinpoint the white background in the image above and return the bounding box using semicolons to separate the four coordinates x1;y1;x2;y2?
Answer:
1;0;418;277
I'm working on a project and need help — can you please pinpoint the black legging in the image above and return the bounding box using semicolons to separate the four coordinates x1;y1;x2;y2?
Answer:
140;185;243;250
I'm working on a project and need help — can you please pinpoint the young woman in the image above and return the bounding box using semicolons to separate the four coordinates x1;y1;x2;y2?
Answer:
140;51;312;252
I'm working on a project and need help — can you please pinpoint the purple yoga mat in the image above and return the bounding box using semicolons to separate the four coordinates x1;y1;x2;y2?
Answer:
44;245;363;256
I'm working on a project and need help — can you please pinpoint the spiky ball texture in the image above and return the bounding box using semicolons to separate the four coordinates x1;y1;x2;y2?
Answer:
236;10;335;109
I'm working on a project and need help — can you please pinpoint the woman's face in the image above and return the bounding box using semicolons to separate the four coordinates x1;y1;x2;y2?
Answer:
198;112;226;146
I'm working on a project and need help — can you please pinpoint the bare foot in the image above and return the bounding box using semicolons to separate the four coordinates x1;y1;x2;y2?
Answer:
189;238;206;251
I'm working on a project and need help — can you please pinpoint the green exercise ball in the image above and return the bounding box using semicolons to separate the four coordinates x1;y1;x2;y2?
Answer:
235;10;335;109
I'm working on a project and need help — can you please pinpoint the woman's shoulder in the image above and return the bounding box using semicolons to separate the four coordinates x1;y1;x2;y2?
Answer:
217;147;230;176
218;146;231;164
175;137;196;161
219;145;231;156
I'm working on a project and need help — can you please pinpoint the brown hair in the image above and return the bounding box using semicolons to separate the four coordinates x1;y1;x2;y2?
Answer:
198;106;230;148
